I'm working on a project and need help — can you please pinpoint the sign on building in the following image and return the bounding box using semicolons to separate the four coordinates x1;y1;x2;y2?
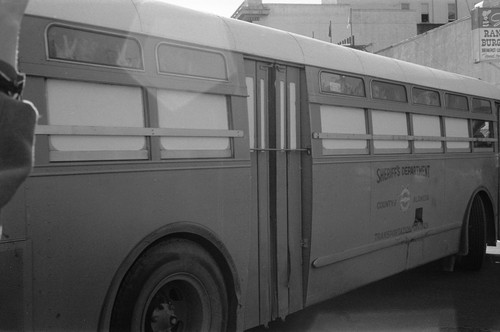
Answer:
472;7;500;62
337;35;355;47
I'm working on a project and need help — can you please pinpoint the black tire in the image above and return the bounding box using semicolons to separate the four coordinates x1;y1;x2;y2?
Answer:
110;238;229;332
457;196;486;271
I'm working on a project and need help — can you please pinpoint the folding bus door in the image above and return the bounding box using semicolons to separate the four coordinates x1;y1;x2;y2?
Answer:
244;59;303;326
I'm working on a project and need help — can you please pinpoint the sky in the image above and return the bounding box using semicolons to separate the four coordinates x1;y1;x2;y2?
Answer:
159;0;321;17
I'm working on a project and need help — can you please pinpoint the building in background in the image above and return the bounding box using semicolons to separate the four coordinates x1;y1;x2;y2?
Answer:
232;0;481;52
377;1;500;89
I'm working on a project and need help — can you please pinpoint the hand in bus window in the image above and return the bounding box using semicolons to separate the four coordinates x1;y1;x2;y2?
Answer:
0;0;38;210
473;120;492;148
76;36;99;62
54;34;77;59
48;26;143;69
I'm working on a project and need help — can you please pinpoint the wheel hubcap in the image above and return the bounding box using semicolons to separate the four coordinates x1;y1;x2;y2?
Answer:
143;274;210;332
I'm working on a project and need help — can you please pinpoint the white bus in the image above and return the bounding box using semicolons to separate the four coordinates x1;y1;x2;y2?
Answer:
0;0;498;330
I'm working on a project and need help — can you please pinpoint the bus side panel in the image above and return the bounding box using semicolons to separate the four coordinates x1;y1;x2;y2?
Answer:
305;154;497;306
406;230;461;268
407;156;497;268
0;240;32;331
0;187;33;330
370;159;449;270
307;242;408;305
305;157;451;306
306;161;374;305
25;166;251;330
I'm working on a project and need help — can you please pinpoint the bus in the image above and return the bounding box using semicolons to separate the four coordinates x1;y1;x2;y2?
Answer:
1;0;498;330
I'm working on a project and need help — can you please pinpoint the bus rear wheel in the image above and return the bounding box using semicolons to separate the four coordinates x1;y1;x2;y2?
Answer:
110;238;229;332
457;195;486;271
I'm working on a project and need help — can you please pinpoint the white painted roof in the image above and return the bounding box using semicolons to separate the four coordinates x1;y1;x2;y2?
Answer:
26;0;500;99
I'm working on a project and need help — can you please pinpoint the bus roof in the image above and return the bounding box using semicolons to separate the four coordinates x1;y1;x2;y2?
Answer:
26;0;500;99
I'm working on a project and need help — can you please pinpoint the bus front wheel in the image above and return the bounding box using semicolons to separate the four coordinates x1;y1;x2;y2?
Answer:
110;238;229;332
457;195;487;271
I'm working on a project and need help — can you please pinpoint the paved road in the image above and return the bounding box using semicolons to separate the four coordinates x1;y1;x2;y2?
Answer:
247;245;500;332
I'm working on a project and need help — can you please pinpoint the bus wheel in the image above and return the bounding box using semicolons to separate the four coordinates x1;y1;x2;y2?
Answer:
110;238;229;332
457;196;486;271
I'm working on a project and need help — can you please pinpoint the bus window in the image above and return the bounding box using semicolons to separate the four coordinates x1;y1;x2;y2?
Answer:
412;87;440;107
371;80;407;102
445;117;470;151
412;114;442;152
46;79;147;161
472;98;492;114
446;93;468;111
157;44;227;80
472;120;493;149
320;105;368;154
47;25;143;70
371;110;409;152
320;72;365;97
157;90;231;158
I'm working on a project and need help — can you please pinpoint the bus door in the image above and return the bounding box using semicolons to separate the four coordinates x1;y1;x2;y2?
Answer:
244;59;303;325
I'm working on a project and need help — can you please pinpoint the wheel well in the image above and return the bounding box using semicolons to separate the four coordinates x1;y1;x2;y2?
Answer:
99;224;241;332
163;232;239;331
476;191;496;246
460;190;496;255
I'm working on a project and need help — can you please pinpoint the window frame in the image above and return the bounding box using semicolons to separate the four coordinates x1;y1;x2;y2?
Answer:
45;23;145;71
156;89;234;159
472;98;492;114
371;80;408;103
371;109;411;154
319;70;366;98
156;42;229;81
444;117;471;152
421;3;430;22
319;105;369;155
448;3;457;22
411;86;441;107
472;119;494;150
445;93;469;111
411;114;443;153
43;79;148;162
